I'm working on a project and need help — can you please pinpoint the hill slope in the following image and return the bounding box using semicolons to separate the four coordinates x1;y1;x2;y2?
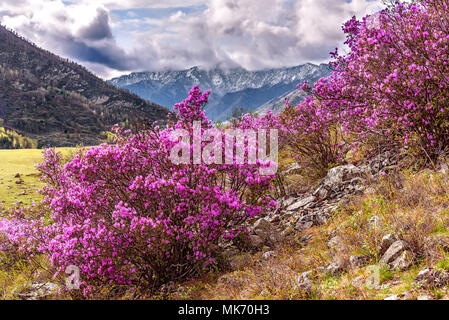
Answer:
110;64;331;121
0;26;169;147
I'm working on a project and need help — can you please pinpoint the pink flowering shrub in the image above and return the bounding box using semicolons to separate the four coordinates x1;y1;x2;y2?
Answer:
278;97;345;177
0;86;276;297
316;0;449;156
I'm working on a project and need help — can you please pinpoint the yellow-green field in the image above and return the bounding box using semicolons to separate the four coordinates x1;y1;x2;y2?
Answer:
0;148;75;208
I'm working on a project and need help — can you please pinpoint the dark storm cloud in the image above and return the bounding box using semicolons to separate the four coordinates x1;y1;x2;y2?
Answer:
78;8;113;40
0;0;384;77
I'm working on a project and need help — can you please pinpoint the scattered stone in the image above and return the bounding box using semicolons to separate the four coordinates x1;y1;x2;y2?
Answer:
15;282;58;300
379;234;397;255
260;251;276;260
286;196;316;212
424;234;449;253
14;173;21;178
15;179;24;185
281;197;297;209
384;294;400;300
349;254;372;269
414;268;449;289
252;218;272;240
380;240;407;265
322;164;365;191
390;250;413;271
295;219;314;232
351;275;365;289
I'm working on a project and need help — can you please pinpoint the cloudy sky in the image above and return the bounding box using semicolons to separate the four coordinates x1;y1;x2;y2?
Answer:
0;0;383;79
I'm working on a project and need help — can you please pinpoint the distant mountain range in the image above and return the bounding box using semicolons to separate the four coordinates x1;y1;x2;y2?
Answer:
0;25;168;148
109;64;331;121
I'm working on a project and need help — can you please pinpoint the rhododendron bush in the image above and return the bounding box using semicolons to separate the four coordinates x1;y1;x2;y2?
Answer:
0;87;276;296
313;0;449;156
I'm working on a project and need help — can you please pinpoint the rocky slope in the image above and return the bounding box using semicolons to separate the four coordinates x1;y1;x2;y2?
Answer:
165;151;449;300
0;26;169;147
109;64;331;121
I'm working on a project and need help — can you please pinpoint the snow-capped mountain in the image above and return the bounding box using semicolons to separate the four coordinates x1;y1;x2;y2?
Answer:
109;63;331;121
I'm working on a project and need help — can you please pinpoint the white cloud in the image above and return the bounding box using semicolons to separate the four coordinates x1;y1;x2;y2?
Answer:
0;0;384;78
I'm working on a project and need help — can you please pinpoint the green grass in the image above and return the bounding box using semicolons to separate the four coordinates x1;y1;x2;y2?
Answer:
0;148;74;208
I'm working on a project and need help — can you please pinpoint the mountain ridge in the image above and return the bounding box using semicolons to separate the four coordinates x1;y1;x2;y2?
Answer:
109;63;331;121
0;25;169;147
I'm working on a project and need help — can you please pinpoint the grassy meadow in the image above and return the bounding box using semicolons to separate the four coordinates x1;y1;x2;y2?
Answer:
0;148;75;208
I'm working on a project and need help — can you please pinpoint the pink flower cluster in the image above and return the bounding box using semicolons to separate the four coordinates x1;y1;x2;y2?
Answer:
314;1;449;153
0;86;275;296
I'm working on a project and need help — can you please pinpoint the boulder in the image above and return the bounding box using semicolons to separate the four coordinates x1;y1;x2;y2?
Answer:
390;250;413;271
15;282;58;300
424;234;449;253
252;218;272;240
414;268;449;289
379;240;406;265
322;164;365;190
286;196;316;212
379;234;397;255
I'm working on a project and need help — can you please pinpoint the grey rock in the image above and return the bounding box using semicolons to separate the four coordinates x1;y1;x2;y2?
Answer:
286;196;316;212
313;186;330;200
349;254;372;268
390;250;413;271
261;251;276;260
425;234;449;253
15;282;58;300
252;218;272;240
414;268;449;289
380;240;407;265
322;164;365;190
326;260;345;276
295;219;314;232
379;234;397;255
282;197;297;209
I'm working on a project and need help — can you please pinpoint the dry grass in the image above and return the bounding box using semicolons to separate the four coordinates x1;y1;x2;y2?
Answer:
174;168;449;300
